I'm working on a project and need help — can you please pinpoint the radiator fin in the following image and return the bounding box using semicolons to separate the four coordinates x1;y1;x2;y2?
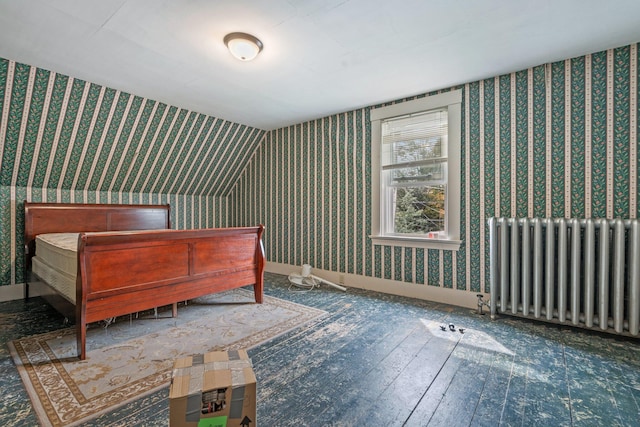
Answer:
489;217;640;338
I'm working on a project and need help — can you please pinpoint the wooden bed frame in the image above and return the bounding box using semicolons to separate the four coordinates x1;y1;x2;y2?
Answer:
24;202;265;360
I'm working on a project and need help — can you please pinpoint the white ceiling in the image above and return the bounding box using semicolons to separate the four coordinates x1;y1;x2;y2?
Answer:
1;0;640;130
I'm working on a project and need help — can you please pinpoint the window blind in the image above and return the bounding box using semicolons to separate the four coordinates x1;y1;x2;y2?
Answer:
381;108;448;170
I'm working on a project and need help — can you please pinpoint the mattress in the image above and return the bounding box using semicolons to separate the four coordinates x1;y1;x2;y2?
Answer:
32;233;79;304
32;256;76;303
35;233;78;275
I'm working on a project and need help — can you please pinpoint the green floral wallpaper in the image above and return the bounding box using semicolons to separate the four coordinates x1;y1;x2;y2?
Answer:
232;42;639;295
0;57;265;286
1;42;639;298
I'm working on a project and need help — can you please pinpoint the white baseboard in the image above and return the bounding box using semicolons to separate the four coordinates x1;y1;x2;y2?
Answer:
4;268;485;310
266;262;484;310
0;283;26;302
0;282;47;302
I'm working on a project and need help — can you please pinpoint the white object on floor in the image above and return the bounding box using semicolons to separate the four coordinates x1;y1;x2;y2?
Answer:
288;264;347;292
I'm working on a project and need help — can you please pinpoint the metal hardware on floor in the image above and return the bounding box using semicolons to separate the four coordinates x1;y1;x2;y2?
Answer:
476;294;489;316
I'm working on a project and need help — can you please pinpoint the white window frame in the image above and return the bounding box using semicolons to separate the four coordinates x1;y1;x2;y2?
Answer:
370;90;462;251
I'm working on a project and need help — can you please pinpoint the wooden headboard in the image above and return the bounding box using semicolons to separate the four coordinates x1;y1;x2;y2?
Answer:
24;202;171;265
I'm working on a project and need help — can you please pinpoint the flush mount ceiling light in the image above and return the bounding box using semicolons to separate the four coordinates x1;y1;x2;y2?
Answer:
223;32;263;61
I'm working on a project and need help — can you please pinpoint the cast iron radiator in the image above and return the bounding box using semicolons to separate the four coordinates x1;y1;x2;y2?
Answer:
488;217;640;337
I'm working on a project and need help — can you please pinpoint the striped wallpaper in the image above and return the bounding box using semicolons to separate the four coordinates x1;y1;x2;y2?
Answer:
233;42;640;295
2;42;639;297
0;57;265;286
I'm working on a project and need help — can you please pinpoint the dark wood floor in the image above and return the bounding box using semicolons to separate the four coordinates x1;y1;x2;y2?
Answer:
1;272;639;426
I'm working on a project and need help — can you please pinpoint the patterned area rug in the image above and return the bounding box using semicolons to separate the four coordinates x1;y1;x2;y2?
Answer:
8;289;326;427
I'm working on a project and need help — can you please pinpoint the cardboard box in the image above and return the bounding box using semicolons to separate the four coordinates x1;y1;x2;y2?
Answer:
169;349;256;427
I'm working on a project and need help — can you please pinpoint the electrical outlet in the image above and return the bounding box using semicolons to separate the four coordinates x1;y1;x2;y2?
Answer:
339;274;345;284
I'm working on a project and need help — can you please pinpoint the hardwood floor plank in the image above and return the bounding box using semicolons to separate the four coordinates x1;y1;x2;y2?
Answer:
2;273;640;426
467;349;515;426
519;340;573;426
365;326;463;426
317;322;438;426
564;345;634;427
255;310;374;398
493;340;531;426
262;303;431;425
416;340;494;426
613;386;640;427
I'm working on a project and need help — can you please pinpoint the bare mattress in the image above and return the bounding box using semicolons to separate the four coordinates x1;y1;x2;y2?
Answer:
32;233;79;303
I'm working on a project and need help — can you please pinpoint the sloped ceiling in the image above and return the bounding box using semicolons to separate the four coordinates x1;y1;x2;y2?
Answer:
1;1;640;130
0;59;264;196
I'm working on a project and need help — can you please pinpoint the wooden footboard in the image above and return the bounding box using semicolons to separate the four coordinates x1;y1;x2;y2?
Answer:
76;226;265;359
24;202;265;361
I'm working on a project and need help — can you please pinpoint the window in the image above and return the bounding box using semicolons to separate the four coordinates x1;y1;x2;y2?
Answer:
370;90;461;250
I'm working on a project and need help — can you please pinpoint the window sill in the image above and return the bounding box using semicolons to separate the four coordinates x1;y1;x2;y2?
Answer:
370;235;461;251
